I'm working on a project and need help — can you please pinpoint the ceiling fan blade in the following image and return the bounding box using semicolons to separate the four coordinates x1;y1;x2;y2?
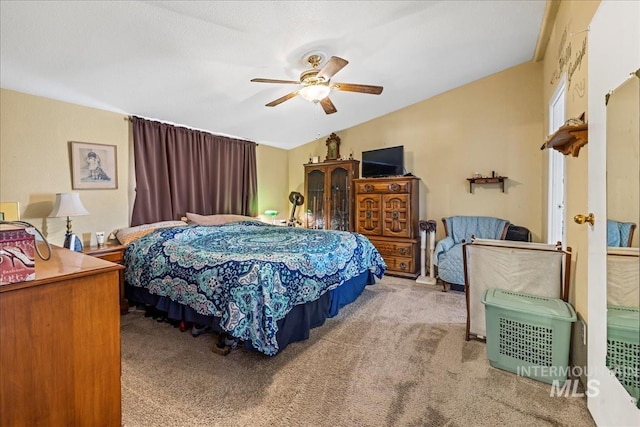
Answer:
320;97;337;115
251;78;300;84
317;56;349;81
266;92;298;107
333;82;383;95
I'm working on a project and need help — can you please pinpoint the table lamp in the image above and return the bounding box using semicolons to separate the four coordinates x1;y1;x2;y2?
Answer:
264;209;279;225
49;192;89;251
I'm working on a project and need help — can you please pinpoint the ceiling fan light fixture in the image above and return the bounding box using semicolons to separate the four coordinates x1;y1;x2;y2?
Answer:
298;84;331;103
251;55;382;113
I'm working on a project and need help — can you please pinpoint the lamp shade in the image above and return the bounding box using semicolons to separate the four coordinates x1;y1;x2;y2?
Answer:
48;193;89;218
298;84;331;103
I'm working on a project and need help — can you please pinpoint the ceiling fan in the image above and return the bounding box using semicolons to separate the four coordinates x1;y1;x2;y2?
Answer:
251;54;383;115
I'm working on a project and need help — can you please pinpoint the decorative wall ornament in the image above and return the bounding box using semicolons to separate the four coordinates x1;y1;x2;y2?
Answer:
550;23;588;97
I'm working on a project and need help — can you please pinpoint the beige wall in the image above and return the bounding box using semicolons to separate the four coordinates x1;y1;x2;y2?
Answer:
540;0;600;319
0;89;289;244
256;144;289;223
290;61;545;243
0;89;130;247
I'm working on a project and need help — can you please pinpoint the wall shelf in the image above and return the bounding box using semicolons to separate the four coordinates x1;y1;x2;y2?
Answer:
544;123;588;157
466;176;508;193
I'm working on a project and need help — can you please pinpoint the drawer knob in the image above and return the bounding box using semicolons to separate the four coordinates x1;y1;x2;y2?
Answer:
366;210;372;219
392;211;399;220
388;183;400;192
364;184;374;193
399;247;408;255
399;262;407;270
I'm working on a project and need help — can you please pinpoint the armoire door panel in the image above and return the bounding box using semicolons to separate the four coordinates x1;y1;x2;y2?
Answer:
329;166;351;231
356;195;381;235
382;194;411;237
305;168;326;229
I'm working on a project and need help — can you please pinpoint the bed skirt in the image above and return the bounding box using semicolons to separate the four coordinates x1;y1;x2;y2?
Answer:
126;269;376;354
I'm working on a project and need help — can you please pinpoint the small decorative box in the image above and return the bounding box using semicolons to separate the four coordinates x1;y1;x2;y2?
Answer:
0;225;36;285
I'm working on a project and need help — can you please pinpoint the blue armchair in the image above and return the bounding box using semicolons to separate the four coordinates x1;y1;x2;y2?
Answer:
434;216;510;291
607;219;636;247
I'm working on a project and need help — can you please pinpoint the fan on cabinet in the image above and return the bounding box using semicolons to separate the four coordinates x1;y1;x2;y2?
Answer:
250;54;383;114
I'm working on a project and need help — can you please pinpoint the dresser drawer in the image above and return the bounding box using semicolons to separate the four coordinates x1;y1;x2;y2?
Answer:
355;179;413;194
383;256;415;274
371;240;414;258
369;238;418;276
94;251;124;263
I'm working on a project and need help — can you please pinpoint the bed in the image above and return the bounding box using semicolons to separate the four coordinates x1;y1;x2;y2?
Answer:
123;221;386;356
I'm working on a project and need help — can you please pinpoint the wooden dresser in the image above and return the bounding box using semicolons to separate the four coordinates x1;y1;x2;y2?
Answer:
0;245;122;426
354;176;420;278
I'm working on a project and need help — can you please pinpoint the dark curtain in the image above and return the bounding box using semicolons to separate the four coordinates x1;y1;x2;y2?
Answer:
130;116;258;226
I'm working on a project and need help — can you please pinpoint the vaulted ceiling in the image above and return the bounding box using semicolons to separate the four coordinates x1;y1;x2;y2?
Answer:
0;1;546;149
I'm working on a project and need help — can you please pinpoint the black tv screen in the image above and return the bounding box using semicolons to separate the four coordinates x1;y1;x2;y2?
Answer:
362;146;404;178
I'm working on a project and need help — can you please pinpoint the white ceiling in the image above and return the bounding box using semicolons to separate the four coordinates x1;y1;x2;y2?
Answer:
0;1;546;150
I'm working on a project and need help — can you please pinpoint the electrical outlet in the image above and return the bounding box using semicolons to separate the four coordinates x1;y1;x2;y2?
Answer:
580;319;587;346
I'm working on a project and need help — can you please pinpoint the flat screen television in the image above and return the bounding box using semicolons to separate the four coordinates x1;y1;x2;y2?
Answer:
361;146;404;178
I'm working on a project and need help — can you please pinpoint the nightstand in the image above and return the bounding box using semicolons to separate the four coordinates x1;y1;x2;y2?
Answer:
83;242;129;315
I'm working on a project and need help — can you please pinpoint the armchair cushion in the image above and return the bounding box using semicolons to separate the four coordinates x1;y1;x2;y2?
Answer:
434;236;455;266
607;219;636;247
436;243;466;286
444;216;510;243
436;216;510;289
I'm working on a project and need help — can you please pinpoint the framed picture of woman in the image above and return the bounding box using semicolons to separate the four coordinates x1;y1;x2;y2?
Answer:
70;141;118;190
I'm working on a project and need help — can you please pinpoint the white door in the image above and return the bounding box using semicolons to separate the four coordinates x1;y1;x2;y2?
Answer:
587;2;640;425
548;80;566;245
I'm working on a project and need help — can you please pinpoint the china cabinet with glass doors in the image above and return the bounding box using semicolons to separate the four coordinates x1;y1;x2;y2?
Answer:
304;159;359;231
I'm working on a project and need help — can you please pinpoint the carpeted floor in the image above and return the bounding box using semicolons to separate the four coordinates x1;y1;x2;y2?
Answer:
120;276;596;427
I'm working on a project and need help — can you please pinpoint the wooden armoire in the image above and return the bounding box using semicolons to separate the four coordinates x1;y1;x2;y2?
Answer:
354;176;420;278
304;159;360;231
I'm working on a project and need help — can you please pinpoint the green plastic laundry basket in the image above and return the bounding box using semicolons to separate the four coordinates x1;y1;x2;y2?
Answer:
606;306;639;408
481;289;577;385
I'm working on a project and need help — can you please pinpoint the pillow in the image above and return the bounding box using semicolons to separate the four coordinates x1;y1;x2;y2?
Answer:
185;212;259;226
113;220;187;245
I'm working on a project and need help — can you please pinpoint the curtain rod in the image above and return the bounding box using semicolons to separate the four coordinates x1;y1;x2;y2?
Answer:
123;116;259;145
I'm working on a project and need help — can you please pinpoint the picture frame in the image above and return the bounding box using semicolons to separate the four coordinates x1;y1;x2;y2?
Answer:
70;141;118;190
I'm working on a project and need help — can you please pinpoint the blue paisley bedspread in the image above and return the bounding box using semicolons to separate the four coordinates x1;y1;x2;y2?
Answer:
124;221;386;355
